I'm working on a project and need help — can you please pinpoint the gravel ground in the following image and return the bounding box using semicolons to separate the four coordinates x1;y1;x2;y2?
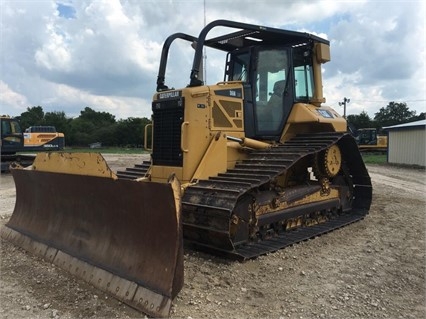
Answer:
1;154;425;319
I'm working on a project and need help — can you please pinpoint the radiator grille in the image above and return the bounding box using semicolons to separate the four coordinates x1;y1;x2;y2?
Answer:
152;97;184;166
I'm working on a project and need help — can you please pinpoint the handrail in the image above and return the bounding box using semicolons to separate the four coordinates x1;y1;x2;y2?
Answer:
144;123;153;151
180;122;189;153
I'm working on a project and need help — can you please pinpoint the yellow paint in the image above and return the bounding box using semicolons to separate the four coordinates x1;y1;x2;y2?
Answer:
281;104;346;142
30;152;117;179
255;188;340;218
24;132;64;147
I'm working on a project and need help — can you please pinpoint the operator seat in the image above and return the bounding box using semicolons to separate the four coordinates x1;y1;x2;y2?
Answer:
257;80;286;132
266;80;285;128
268;80;285;108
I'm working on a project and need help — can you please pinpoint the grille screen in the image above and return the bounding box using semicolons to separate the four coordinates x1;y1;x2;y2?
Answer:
152;97;184;166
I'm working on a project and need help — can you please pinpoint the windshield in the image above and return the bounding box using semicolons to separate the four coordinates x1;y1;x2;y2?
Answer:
255;48;290;132
1;119;22;136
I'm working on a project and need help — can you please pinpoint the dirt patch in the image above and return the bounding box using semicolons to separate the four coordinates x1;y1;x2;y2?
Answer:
1;157;425;318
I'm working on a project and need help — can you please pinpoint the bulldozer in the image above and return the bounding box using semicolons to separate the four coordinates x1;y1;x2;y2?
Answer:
356;127;388;152
1;20;372;317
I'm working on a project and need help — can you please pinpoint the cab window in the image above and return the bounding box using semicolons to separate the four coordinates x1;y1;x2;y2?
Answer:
254;48;289;133
293;45;314;101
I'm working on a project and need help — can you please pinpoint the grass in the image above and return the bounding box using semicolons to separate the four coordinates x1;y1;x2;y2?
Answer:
361;153;387;165
18;147;148;155
64;147;148;154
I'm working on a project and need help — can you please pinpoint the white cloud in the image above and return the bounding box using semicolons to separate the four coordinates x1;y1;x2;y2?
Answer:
324;0;426;116
0;81;29;115
1;0;424;120
42;82;152;119
35;22;72;71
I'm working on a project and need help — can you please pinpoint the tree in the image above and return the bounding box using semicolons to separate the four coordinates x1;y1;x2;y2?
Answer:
409;112;426;122
19;106;45;129
68;118;96;146
92;125;118;146
79;107;116;126
67;107;117;146
44;111;72;137
116;117;151;147
18;105;151;147
374;102;416;127
346;111;372;131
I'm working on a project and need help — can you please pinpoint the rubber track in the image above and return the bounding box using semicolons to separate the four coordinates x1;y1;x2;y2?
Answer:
181;132;372;259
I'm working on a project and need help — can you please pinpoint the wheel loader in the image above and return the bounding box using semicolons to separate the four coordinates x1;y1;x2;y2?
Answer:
1;20;372;318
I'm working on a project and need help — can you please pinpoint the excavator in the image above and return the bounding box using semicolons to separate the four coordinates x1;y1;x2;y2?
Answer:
23;125;65;151
1;116;35;172
1;20;372;317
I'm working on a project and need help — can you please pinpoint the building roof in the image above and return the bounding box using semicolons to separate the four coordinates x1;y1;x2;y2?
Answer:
383;119;426;130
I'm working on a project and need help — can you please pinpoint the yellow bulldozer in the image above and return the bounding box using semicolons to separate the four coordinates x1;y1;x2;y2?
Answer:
1;20;372;317
356;127;388;152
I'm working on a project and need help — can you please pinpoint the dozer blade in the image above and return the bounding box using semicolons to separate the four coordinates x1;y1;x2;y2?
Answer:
0;153;183;318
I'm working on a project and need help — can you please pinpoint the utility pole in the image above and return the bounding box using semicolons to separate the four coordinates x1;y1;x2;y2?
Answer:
339;97;350;118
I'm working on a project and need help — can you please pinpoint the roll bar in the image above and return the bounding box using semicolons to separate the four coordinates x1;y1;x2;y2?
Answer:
156;33;197;92
156;19;329;91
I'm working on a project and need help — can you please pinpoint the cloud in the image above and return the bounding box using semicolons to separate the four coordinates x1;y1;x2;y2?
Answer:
42;82;152;118
1;0;424;120
0;81;29;115
324;1;425;115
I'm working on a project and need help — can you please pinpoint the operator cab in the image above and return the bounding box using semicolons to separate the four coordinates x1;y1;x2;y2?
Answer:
156;20;329;142
0;117;24;154
225;43;315;140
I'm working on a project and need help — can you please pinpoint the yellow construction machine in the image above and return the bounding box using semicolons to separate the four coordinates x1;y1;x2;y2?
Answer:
1;20;372;317
23;125;65;151
1;116;35;172
356;127;388;152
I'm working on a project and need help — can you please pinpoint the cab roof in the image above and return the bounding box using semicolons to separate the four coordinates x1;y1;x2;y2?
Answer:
203;21;329;52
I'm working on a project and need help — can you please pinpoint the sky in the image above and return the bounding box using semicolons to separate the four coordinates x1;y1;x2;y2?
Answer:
1;0;425;120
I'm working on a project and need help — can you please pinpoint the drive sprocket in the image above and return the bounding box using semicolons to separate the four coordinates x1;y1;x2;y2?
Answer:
314;144;342;178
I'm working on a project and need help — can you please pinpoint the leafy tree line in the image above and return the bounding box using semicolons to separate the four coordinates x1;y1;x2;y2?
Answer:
15;101;424;146
17;106;151;147
346;102;425;132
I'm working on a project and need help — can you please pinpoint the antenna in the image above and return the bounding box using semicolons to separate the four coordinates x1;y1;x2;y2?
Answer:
203;0;207;82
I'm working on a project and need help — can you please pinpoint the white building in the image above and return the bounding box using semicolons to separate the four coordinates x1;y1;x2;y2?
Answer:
383;119;426;167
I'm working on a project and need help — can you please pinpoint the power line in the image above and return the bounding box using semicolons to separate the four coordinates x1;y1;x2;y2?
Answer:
331;99;426;104
359;100;424;104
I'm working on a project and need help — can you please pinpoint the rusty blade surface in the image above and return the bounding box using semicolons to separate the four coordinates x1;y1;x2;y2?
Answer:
5;168;183;317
